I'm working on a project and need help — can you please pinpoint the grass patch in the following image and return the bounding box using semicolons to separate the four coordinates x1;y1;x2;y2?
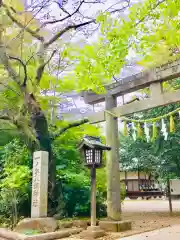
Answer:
22;229;42;235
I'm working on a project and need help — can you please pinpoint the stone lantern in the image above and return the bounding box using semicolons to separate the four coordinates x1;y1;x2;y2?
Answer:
79;135;111;168
78;136;111;238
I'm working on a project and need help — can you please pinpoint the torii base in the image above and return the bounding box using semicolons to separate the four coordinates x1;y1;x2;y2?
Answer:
99;220;132;232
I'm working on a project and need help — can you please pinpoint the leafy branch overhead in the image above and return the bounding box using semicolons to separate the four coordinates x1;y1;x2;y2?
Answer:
52;118;89;140
0;0;133;133
0;0;179;140
72;0;180;85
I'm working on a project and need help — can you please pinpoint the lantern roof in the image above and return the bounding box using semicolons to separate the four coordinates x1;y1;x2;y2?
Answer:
78;135;111;151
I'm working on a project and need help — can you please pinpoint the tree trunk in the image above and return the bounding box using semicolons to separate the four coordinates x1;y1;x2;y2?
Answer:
27;93;87;217
174;159;180;177
31;110;58;215
27;91;57;215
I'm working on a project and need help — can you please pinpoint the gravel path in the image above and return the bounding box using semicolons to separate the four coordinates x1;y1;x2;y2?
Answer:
121;225;180;240
62;200;180;240
122;199;180;212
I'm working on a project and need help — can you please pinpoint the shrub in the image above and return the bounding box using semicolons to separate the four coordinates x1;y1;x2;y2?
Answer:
120;182;126;202
0;139;31;228
56;170;107;218
56;167;125;218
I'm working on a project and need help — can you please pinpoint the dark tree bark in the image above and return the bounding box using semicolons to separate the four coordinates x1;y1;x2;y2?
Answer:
29;93;89;216
26;92;56;215
33;114;57;215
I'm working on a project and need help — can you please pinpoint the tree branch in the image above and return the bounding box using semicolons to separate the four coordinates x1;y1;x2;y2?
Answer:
9;56;27;87
0;114;27;133
0;47;21;85
0;115;11;121
43;2;133;49
125;97;140;104
3;4;44;42
44;20;94;48
39;0;85;28
135;0;166;27
36;49;57;83
34;1;131;84
37;0;129;31
53;118;89;140
104;0;130;14
34;0;130;85
0;82;21;96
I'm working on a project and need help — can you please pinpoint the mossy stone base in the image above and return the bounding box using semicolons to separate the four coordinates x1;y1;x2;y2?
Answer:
99;220;132;232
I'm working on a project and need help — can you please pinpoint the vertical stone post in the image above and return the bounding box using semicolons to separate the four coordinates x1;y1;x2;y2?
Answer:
149;82;163;98
167;178;173;214
91;167;96;226
105;95;121;220
31;151;49;218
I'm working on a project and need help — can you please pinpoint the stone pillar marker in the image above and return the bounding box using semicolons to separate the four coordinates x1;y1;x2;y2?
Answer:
31;151;49;218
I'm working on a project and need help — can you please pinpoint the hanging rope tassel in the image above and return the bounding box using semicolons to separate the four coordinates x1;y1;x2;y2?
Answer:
144;122;150;142
152;122;158;141
104;107;180;141
123;121;128;136
132;122;137;141
170;115;175;133
137;122;143;138
161;118;168;140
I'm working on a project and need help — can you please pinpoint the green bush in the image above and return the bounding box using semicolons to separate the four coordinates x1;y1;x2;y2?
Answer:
0;136;125;224
0;139;31;227
53;129;125;218
56;171;107;218
55;168;125;218
120;182;126;202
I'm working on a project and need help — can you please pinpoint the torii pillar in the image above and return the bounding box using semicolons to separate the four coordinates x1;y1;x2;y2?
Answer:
105;94;121;220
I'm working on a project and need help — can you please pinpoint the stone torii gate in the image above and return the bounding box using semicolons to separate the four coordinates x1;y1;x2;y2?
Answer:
82;59;180;220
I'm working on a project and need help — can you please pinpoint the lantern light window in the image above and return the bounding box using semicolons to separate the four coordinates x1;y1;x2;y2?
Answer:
86;149;93;163
78;135;111;168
